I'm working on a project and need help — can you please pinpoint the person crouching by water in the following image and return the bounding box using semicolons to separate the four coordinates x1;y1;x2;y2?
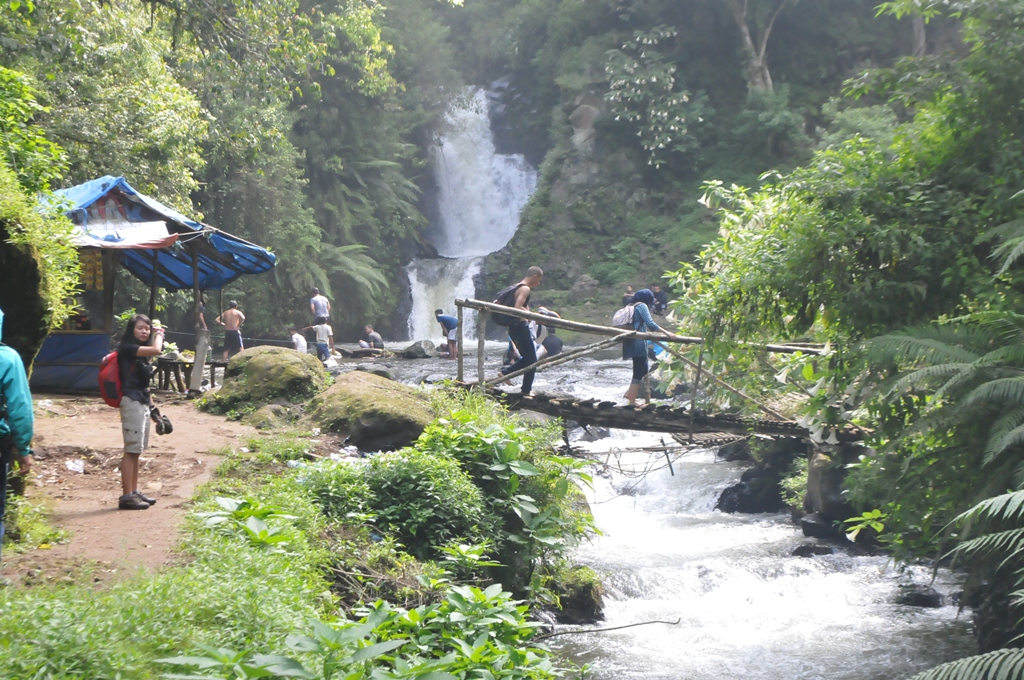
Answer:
117;314;163;510
622;289;670;406
290;327;308;354
434;309;459;359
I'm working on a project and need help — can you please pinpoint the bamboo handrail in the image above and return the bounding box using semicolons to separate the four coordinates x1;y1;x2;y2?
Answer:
483;333;635;386
455;299;823;355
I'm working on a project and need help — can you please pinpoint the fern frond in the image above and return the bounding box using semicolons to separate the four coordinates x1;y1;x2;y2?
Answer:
953;527;1024;560
954;490;1024;527
985;419;1024;467
868;334;980;366
906;647;1024;680
963;378;1024;410
888;363;975;395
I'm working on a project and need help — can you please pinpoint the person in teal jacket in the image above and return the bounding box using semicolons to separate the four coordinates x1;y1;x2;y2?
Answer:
0;308;34;558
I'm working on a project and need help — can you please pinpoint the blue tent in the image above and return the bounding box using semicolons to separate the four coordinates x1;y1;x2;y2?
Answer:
52;175;276;290
31;176;276;393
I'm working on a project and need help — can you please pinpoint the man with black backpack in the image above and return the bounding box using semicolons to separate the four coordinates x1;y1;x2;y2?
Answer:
0;308;34;562
494;266;544;395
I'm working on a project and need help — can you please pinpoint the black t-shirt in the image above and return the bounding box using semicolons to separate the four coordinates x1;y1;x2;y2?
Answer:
117;343;153;404
542;334;563;356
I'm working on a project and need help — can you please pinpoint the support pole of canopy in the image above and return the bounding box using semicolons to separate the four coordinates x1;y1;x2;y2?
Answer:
148;249;159;320
101;250;122;332
188;241;209;394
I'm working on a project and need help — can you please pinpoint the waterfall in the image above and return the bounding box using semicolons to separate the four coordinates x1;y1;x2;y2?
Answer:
405;88;537;340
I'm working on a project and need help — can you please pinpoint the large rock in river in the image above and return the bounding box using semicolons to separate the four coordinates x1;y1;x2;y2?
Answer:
202;346;329;413
402;340;436;359
310;371;432;450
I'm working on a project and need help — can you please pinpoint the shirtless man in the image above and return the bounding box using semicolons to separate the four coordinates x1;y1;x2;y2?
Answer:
215;301;245;360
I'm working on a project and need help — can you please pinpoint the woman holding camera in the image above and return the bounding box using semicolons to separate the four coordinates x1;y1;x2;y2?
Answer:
116;314;163;510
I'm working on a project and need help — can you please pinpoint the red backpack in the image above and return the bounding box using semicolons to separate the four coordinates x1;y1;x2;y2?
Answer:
98;352;122;407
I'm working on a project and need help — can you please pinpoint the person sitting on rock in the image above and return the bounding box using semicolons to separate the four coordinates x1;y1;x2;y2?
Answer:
650;284;669;315
359;325;385;349
622;285;635;307
435;309;459;360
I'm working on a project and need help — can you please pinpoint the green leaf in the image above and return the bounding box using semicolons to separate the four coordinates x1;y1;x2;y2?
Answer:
351;639;409;662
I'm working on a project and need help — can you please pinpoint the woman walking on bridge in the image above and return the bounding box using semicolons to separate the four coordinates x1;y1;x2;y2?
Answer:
622;289;667;406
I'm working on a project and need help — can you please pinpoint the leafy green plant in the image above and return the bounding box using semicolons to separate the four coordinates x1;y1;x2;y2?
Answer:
159;584;566;680
197;497;297;548
843;509;886;542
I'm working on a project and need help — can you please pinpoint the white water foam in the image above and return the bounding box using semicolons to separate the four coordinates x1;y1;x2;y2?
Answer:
405;88;537;340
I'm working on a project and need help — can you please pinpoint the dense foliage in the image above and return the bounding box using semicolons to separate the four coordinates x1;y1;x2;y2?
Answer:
0;406;580;678
305;390;594;596
658;0;1024;672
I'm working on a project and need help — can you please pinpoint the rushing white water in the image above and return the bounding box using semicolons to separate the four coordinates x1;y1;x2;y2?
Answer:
361;348;977;677
404;88;537;340
406;257;483;342
556;428;977;680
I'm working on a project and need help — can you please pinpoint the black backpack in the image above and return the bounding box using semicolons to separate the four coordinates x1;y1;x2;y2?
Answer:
492;284;528;326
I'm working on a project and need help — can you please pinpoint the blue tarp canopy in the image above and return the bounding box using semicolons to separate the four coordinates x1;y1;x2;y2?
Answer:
53;175;276;290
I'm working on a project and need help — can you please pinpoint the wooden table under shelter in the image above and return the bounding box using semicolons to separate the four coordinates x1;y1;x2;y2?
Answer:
156;357;229;392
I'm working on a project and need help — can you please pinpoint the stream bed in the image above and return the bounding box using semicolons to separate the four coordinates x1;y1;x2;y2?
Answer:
367;344;978;679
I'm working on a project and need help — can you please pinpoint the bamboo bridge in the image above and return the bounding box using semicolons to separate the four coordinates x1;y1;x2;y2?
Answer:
453;299;862;445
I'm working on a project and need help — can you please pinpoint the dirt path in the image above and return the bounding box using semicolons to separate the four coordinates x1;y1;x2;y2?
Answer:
2;395;255;586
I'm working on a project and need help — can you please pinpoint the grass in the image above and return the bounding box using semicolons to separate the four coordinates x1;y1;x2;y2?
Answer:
2;492;69;553
0;393;588;679
0;449;334;678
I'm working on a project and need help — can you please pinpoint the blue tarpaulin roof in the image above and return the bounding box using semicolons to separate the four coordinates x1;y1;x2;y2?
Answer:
52;175;276;290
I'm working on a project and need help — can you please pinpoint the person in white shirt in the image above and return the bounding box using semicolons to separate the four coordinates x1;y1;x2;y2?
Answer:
303;316;333;362
310;288;331;322
290;327;308;354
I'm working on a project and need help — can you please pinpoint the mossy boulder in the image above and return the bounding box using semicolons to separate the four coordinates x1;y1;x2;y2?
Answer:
549;565;604;624
203;346;329;413
310;371;432;451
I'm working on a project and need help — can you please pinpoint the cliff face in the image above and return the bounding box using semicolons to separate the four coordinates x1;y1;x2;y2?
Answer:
482;88;717;324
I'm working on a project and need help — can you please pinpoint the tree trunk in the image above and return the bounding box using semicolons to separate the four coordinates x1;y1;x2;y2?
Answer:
912;15;927;56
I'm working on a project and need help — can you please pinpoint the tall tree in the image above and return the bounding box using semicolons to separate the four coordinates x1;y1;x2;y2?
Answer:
718;0;792;91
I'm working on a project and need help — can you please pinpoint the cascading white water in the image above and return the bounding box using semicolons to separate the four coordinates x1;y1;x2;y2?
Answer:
405;88;537;340
555;429;977;679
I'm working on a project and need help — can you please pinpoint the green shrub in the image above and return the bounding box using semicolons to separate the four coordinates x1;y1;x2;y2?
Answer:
303;452;491;561
302;459;374;520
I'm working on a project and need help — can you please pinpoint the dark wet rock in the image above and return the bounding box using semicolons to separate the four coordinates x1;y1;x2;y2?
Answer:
791;544;836;557
310;371;433;450
717;440;752;462
401;340;436;359
799;512;846;540
716;467;785;514
895;585;944;608
569;425;611;442
355;363;394;380
805;450;855;522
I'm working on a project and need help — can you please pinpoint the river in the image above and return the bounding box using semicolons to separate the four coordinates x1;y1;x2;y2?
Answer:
391;84;976;678
376;345;977;680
